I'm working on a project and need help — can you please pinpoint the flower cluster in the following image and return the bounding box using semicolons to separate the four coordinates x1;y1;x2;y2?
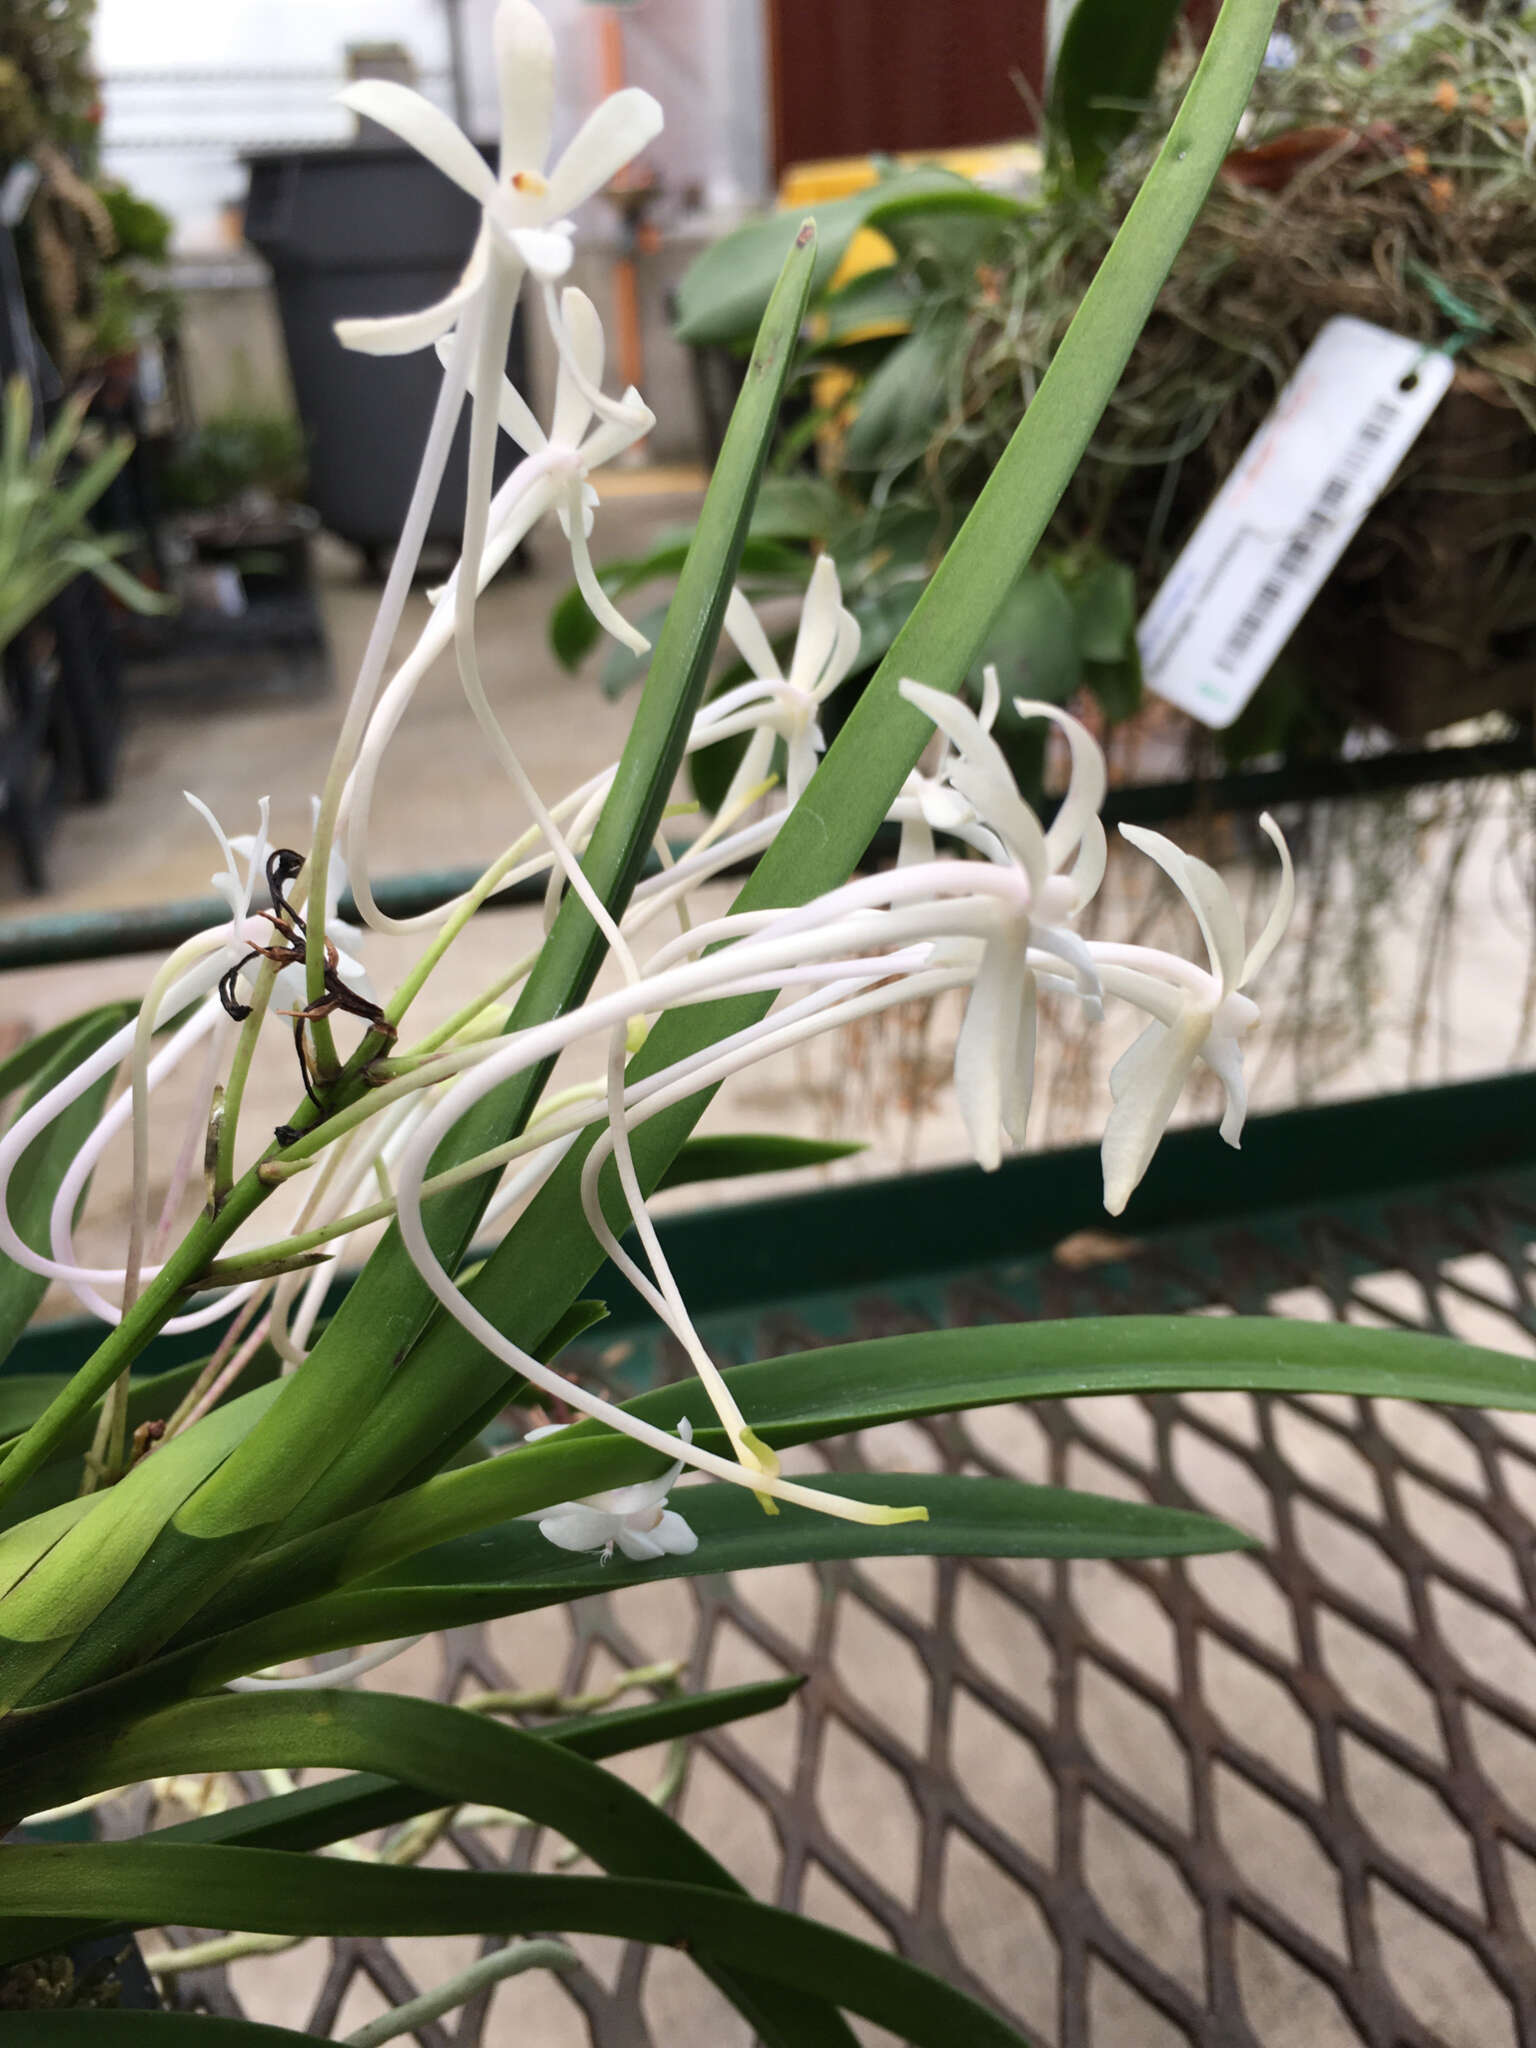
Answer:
0;0;1293;1569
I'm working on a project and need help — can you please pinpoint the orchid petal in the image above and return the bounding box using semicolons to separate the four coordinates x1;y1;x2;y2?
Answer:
1202;1026;1250;1146
649;1509;699;1557
1100;1009;1210;1216
545;87;664;217
504;224;573;281
552;287;603;446
954;934;1033;1170
579;392;655;470
493;0;557;176
338;82;496;205
1241;812;1296;985
614;1524;667;1562
787;554;844;697
568;491;650;655
337;304;460;358
1017;697;1109;880
184;790;243;922
900;679;1049;894
723;588;781;681
785;728;821;806
538;1505;620;1553
896;810;936;867
980;663;1001;733
1121;823;1246;993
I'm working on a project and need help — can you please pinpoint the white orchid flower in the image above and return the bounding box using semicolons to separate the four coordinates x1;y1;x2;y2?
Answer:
525;1419;699;1563
701;555;862;810
1097;814;1295;1216
430;287;654;654
898;676;1108;1171
333;0;662;359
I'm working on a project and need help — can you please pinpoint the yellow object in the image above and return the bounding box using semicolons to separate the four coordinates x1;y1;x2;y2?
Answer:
779;142;1041;301
778;144;1040;456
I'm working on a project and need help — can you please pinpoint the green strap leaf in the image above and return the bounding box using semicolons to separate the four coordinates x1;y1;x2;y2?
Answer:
0;1680;802;1967
0;1688;859;2047
0;1846;1033;2048
658;1132;865;1189
168;1473;1250;1691
196;1311;1532;1635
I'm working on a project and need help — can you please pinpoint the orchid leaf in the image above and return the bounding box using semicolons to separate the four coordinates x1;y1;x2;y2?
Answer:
658;1132;864;1188
1048;0;1188;189
185;1312;1535;1639
0;1689;858;2048
673;168;969;347
161;1475;1249;1691
0;1679;803;1966
0;1846;1032;2046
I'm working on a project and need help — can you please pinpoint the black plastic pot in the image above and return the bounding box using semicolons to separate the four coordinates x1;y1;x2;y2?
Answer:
243;141;529;574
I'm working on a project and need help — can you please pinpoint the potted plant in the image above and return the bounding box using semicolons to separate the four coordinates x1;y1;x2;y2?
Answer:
0;5;1531;2042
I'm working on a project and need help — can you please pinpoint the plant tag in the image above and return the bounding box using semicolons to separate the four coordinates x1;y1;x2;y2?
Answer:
1136;316;1455;728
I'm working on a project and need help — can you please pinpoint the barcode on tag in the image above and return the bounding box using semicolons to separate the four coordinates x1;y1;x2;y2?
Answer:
1138;319;1455;728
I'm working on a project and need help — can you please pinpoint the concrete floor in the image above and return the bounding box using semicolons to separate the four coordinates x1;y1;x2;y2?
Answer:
6;489;1535;2045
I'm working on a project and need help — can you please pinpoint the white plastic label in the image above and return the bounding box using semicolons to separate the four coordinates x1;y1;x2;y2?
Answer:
1137;316;1455;728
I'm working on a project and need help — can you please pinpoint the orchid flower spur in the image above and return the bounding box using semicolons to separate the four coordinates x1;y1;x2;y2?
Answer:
1097;815;1296;1217
897;676;1107;1172
526;1419;700;1562
0;795;277;1325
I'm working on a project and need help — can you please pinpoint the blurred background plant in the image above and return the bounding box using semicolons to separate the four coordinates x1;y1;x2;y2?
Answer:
0;377;169;656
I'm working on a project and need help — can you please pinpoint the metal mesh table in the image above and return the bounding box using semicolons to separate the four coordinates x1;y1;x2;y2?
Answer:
138;1076;1536;2046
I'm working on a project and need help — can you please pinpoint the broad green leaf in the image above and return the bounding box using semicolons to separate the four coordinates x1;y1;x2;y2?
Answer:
0;1688;859;2047
0;1376;71;1442
0;1009;132;1367
1049;0;1187;189
979;566;1082;705
745;474;848;541
1063;553;1138;664
658;1132;864;1189
18;225;828;1702
0;1846;1032;2047
841;314;966;473
673;168;969;347
182;1475;1248;1688
818;265;917;345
